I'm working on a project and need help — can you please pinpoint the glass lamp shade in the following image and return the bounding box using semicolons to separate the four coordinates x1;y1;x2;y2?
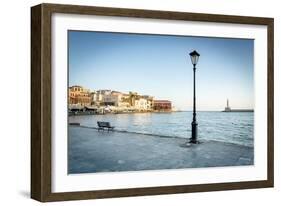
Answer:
189;50;200;65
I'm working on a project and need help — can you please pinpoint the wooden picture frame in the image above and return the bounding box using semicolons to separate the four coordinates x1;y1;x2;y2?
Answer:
31;3;274;202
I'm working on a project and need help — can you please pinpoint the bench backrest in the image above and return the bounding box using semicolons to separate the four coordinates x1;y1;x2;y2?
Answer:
97;121;110;127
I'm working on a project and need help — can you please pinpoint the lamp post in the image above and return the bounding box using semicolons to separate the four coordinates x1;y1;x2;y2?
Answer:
189;50;200;144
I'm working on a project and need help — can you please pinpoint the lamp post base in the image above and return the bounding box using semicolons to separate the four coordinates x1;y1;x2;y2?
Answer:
190;121;198;144
189;138;200;144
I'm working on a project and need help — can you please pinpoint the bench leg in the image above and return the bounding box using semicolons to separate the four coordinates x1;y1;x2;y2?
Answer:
98;128;104;132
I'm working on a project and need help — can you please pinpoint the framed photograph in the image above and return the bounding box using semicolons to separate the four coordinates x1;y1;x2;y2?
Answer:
31;3;274;202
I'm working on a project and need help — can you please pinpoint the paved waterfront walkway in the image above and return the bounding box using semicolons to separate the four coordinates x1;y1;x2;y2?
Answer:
68;125;254;174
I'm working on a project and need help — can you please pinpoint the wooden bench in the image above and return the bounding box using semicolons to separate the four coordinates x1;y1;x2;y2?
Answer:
97;121;115;132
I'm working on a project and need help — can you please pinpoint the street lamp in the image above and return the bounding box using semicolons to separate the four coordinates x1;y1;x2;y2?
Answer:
189;50;200;144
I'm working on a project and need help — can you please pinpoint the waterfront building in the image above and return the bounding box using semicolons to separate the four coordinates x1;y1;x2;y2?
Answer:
96;90;108;102
112;91;124;107
68;85;172;114
128;92;139;106
90;91;97;105
120;93;131;106
69;85;91;106
97;90;111;95
153;100;172;111
91;90;124;107
118;96;131;108
135;98;148;111
103;93;120;106
142;95;154;111
91;90;112;105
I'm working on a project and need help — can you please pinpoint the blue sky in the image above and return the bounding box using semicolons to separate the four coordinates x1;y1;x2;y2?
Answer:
68;30;254;111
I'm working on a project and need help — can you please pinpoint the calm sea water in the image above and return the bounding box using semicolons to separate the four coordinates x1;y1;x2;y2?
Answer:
69;111;254;147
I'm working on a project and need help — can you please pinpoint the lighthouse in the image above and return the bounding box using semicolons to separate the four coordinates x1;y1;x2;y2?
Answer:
224;99;231;112
222;99;254;112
